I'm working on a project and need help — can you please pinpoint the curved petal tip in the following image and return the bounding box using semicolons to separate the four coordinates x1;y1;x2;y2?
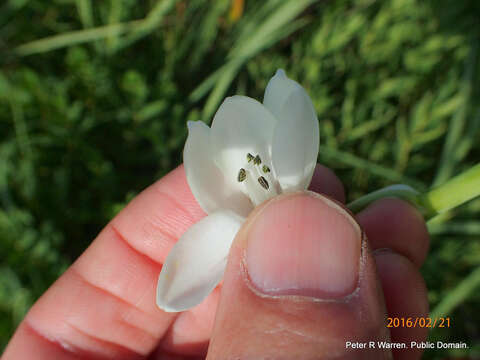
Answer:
275;68;286;77
186;120;197;130
156;210;244;312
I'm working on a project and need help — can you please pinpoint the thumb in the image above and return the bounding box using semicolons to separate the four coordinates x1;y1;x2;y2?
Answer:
207;192;392;360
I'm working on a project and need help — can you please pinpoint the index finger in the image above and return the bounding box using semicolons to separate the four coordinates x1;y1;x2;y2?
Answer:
3;165;205;359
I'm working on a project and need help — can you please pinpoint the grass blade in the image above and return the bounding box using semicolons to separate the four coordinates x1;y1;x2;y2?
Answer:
15;20;142;56
430;266;480;318
320;145;426;190
433;41;478;186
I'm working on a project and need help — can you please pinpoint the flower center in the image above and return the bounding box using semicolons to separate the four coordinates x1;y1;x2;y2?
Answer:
237;152;278;206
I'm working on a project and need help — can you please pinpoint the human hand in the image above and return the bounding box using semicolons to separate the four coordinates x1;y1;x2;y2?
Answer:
3;164;429;359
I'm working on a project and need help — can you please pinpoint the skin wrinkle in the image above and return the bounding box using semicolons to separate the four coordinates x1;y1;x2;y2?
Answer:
69;266;138;312
259;324;352;360
109;223;166;272
130;281;164;316
257;318;390;360
140;190;203;258
72;232;157;322
154;189;198;226
262;324;316;341
25;317;143;360
65;321;140;356
117;313;158;345
81;224;177;341
140;219;177;253
68;268;159;346
24;320;80;355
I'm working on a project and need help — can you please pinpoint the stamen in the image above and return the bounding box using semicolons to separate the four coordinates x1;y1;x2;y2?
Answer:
237;168;246;182
239;153;277;205
258;176;269;190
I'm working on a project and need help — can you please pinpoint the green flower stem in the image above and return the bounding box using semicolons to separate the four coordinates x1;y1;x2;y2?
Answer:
421;162;480;218
347;163;480;219
347;184;421;214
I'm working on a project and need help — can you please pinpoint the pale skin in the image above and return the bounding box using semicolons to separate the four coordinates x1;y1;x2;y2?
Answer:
2;164;430;360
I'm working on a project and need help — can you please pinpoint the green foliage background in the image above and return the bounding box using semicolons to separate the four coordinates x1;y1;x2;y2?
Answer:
1;0;480;358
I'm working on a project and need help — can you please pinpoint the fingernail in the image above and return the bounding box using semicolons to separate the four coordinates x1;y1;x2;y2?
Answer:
246;193;362;298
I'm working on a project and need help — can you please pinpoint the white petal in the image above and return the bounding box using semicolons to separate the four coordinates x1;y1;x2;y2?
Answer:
263;69;302;121
184;121;252;217
156;210;244;312
211;96;277;187
271;87;319;191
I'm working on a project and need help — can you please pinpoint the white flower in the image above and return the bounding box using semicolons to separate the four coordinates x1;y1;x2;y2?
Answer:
156;69;319;312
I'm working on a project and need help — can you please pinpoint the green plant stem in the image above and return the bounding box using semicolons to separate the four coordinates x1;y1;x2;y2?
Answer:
422;162;480;218
347;184;420;213
347;163;480;219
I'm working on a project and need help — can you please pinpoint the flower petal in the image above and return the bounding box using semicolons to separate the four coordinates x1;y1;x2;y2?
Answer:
271;87;319;191
184;120;252;217
211;96;277;187
156;210;244;312
263;69;302;121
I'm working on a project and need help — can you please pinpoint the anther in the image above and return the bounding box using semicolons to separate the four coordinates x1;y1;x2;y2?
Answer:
253;155;262;165
247;153;254;162
262;165;270;173
258;176;269;190
237;168;246;182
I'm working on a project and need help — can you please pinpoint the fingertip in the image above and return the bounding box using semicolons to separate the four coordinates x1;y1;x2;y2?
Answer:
356;198;429;267
309;164;346;203
375;250;429;360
